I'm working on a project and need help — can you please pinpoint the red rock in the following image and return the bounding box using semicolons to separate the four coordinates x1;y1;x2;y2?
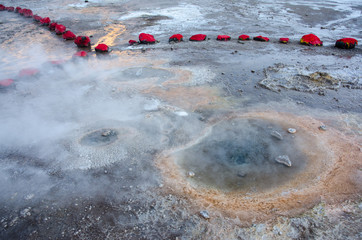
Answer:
73;51;88;58
0;79;14;87
6;7;15;12
129;40;137;45
33;15;42;22
18;68;39;77
238;35;250;40
169;34;183;42
279;38;289;44
62;31;76;40
217;35;231;41
40;17;51;26
15;7;21;13
139;33;156;44
253;36;269;42
55;24;66;35
22;9;33;18
189;34;207;41
300;34;323;46
95;44;109;52
50;60;67;65
0;4;5;11
74;36;91;47
49;22;58;31
335;38;358;49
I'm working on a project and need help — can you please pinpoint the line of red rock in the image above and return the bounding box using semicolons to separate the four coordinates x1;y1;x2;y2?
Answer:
1;4;358;50
0;4;359;91
0;4;110;55
130;33;358;49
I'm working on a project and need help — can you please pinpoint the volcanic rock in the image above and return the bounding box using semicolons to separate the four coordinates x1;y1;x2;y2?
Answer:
275;155;292;167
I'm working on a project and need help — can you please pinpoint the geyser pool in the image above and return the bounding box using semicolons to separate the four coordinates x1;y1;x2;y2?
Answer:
80;128;119;147
173;118;307;192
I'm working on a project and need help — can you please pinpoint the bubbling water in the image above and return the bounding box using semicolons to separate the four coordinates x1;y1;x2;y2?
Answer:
174;118;307;192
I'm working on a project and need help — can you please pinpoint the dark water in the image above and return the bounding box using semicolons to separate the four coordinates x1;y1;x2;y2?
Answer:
175;118;307;192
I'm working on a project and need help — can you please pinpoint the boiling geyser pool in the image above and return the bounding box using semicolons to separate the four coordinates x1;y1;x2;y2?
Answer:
174;118;307;192
157;112;361;223
80;129;119;147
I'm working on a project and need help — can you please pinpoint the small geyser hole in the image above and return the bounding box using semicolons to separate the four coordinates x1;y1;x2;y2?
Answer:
174;118;308;192
80;129;119;147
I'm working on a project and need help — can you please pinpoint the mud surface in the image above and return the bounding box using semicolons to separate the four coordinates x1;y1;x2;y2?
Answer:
0;0;361;239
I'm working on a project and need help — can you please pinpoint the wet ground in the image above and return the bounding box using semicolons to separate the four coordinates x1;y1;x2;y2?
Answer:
0;0;361;239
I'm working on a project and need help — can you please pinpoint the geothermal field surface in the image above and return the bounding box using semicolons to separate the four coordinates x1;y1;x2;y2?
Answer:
0;0;361;239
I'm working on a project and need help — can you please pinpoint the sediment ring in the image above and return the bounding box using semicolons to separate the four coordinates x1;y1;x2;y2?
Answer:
156;111;361;224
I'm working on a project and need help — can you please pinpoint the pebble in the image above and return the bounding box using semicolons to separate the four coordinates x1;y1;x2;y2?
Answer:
237;171;247;178
20;207;32;217
101;130;112;137
275;155;292;167
319;125;327;131
199;210;210;219
273;226;282;235
188;171;195;177
175;111;188;116
287;128;296;134
271;130;283;140
25;193;34;200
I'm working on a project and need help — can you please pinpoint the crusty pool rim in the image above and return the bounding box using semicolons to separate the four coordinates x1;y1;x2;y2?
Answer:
155;111;361;224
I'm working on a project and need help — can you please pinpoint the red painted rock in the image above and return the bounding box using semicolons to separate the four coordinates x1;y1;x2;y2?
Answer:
18;9;24;15
0;5;5;11
15;7;21;13
238;35;250;40
0;79;14;87
49;22;58;31
50;60;67;65
217;35;231;41
74;36;91;47
6;7;15;12
129;40;137;45
279;38;289;44
95;44;109;53
73;51;88;58
18;68;39;77
23;9;33;18
139;33;156;44
62;31;76;40
169;34;183;42
40;17;51;26
253;36;269;42
55;24;66;35
33;15;42;22
335;38;358;49
189;34;207;41
300;34;323;46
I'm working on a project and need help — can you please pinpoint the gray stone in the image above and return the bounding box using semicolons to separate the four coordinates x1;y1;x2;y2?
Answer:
271;130;283;140
199;210;210;219
101;130;112;137
287;128;296;134
273;226;282;235
20;208;31;218
319;125;327;131
275;155;292;167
